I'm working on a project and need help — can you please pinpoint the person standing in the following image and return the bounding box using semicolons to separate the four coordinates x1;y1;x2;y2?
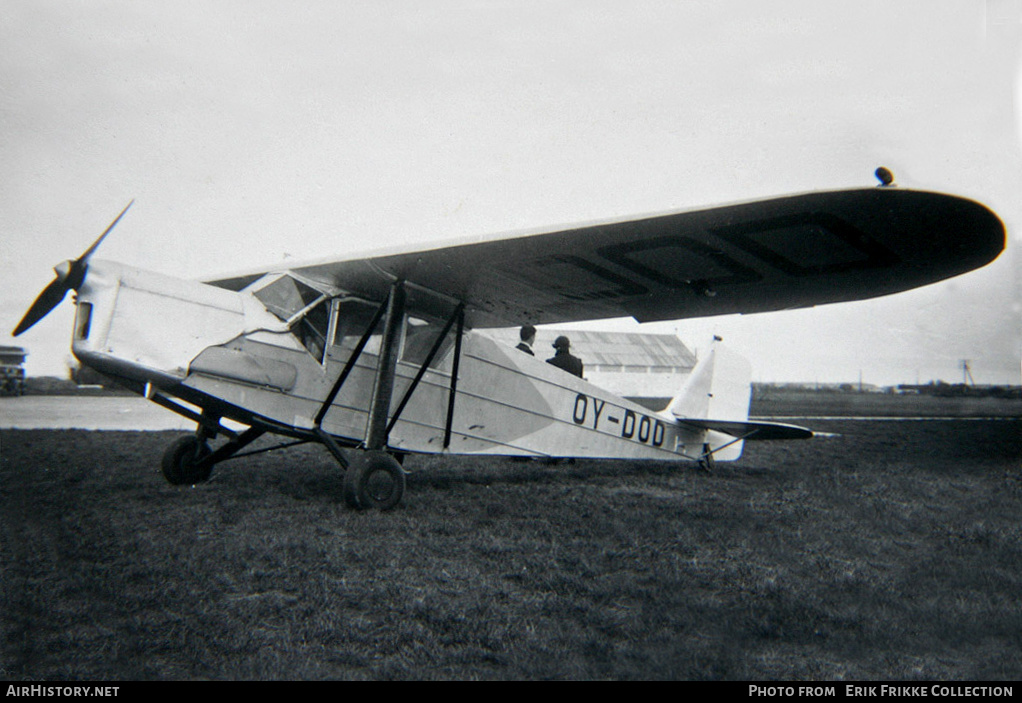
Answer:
546;335;583;378
516;324;537;355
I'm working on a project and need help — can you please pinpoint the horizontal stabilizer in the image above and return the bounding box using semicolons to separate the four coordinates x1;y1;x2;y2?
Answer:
674;418;813;440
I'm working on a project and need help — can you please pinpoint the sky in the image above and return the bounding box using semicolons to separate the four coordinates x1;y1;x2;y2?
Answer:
2;0;1020;387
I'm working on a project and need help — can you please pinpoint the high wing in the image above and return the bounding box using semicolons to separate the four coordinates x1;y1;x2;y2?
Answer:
208;187;1004;328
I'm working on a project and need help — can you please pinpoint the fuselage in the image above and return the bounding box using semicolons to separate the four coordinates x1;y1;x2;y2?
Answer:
71;259;732;462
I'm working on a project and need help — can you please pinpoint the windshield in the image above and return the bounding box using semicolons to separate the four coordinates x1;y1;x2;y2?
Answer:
253;274;325;322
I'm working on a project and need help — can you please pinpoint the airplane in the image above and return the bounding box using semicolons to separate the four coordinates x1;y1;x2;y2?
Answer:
11;171;1005;510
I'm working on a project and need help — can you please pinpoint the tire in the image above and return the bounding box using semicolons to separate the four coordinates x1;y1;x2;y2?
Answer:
698;443;716;472
343;451;405;511
161;435;213;485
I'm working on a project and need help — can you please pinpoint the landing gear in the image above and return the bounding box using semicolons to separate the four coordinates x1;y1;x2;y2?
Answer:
343;450;405;511
161;435;213;485
698;443;716;473
315;280;414;511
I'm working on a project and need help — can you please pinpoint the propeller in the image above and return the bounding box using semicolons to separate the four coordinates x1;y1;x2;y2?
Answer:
12;200;134;337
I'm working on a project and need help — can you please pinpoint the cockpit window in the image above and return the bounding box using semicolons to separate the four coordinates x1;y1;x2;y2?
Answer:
253;274;325;322
245;274;334;362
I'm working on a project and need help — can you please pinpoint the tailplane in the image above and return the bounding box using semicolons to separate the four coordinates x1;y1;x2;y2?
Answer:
666;337;811;463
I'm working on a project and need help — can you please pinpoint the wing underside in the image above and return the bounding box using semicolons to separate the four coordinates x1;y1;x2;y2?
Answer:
209;188;1004;328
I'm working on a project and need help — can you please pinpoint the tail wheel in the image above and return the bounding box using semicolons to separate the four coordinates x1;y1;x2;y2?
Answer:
698;443;716;472
344;450;405;511
161;435;213;485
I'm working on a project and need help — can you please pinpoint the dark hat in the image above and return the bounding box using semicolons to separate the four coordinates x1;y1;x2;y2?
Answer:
553;335;570;350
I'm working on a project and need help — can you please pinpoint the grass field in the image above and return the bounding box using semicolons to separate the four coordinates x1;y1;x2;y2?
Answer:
1;404;1020;680
749;390;1022;419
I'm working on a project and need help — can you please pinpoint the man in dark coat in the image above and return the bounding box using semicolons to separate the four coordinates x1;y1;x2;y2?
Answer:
546;335;583;378
516;324;537;355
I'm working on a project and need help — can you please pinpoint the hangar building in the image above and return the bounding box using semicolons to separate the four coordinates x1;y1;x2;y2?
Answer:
487;328;697;407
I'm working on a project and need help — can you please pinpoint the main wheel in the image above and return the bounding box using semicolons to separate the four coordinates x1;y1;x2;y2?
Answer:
343;450;405;511
161;435;213;485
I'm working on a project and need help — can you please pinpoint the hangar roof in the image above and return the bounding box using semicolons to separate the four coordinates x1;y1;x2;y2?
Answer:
489;329;696;371
0;346;27;365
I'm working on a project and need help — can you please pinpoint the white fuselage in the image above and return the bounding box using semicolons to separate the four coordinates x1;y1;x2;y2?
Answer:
71;259;735;462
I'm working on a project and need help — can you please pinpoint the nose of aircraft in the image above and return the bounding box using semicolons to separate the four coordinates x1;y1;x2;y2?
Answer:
12;200;134;337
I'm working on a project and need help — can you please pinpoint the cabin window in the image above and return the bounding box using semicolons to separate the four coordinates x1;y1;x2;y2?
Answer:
294;299;330;363
401;314;454;372
328;300;454;373
253;274;325;322
332;300;383;358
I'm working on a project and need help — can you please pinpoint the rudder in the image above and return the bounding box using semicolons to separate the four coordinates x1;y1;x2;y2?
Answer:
666;337;752;461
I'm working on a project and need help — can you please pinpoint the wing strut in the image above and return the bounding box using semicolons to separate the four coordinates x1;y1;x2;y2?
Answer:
386;301;465;437
695;427;763;472
314;297;388;427
311;291;391;468
364;281;406;451
443;306;465;450
309;282;465;461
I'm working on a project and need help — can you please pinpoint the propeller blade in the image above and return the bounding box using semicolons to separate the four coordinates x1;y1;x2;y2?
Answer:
78;199;134;262
12;276;72;336
11;200;134;337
